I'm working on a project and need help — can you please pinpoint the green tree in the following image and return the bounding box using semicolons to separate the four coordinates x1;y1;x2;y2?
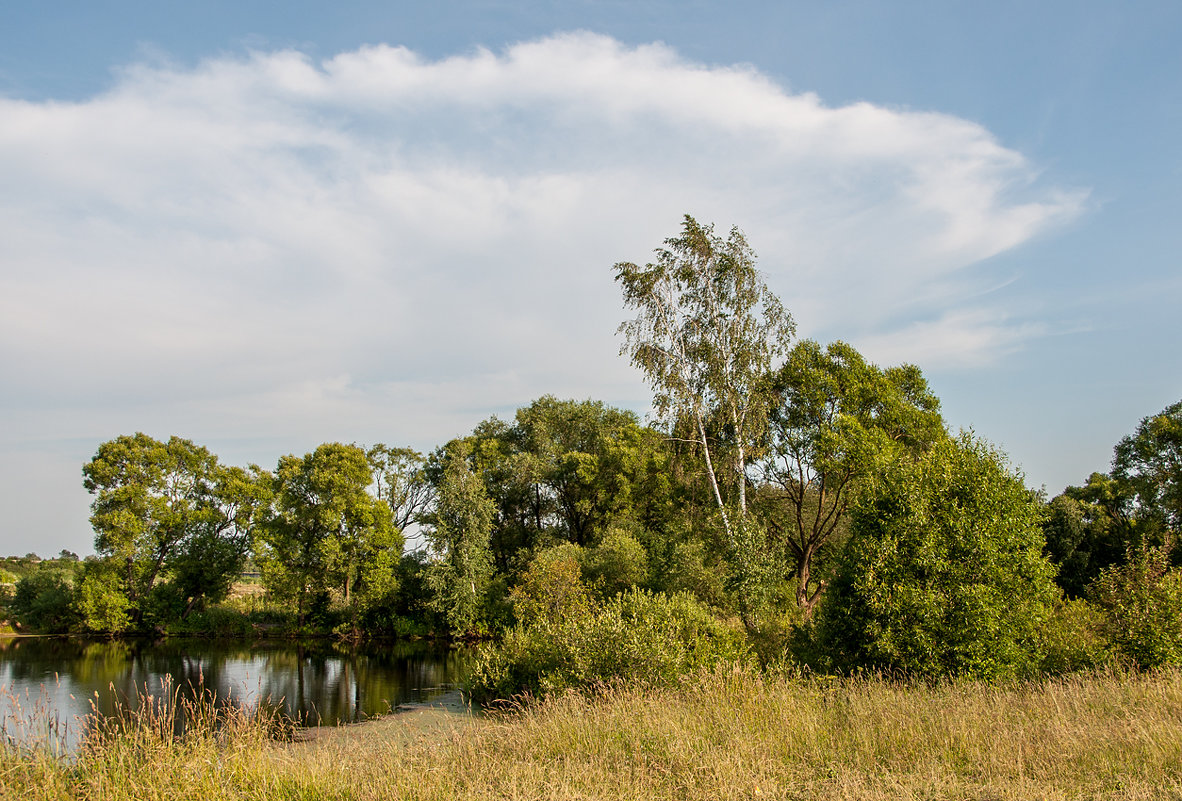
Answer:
818;433;1058;679
615;215;795;548
367;444;432;531
760;340;945;618
11;569;77;632
450;397;678;572
1090;540;1182;667
82;433;255;624
259;443;399;627
1113;399;1182;535
74;558;132;633
424;440;496;633
1042;473;1137;598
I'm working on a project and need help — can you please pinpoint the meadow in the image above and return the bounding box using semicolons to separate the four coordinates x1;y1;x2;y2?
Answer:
3;665;1181;800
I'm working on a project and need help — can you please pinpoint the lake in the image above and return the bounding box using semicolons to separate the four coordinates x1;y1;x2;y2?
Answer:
0;637;474;752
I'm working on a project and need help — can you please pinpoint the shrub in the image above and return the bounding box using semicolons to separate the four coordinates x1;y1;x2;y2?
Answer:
167;605;255;637
1090;541;1182;668
11;569;77;632
74;559;132;634
817;432;1059;679
467;588;750;704
581;529;649;599
510;545;592;627
1039;597;1111;674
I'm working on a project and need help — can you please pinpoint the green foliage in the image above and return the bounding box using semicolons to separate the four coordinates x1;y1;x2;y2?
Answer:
1089;541;1182;667
659;539;728;609
425;440;497;634
450;397;675;578
1041;475;1136;597
11;569;77;632
82;433;263;625
166;605;256;637
510;544;592;627
818;432;1058;679
467;588;751;704
259;442;399;628
761;339;945;617
615;215;795;548
1037;597;1111;674
366;444;431;530
1113;399;1182;534
580;528;649;599
74;558;132;633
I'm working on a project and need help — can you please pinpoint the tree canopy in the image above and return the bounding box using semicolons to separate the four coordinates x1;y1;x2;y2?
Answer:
819;432;1058;679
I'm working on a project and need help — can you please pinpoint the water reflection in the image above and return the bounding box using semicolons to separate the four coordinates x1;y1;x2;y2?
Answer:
0;637;473;750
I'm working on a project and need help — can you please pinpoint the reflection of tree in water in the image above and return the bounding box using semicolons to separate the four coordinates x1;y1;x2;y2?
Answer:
0;638;472;738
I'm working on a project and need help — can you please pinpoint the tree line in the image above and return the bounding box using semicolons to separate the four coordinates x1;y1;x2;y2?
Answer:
5;215;1180;684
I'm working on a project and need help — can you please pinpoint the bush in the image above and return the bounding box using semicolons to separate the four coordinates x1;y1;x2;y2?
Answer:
74;559;132;634
817;432;1059;679
1090;541;1182;668
659;540;728;609
166;605;255;637
467;588;750;704
510;545;591;627
11;569;77;632
1038;597;1111;674
581;529;649;599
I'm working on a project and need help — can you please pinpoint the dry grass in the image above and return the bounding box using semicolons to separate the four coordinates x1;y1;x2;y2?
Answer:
3;667;1182;800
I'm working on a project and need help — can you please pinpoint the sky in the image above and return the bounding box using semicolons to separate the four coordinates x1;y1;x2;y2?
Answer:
1;1;1179;556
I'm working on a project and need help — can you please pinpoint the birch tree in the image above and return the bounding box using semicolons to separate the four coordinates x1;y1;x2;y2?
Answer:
614;215;794;547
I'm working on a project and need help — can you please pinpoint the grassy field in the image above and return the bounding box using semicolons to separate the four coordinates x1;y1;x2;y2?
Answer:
3;666;1182;800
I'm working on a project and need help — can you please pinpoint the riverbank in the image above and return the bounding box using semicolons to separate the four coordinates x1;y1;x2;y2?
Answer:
4;666;1181;799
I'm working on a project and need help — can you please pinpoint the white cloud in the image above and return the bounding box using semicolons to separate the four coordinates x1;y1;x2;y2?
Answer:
0;32;1083;551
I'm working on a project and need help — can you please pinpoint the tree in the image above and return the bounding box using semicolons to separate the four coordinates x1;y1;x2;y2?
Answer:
259;443;399;627
82;433;254;624
74;558;132;633
172;464;270;617
759;340;945;618
1042;472;1138;597
1113;399;1182;534
10;569;77;632
615;215;794;548
367;444;432;531
424;440;496;633
818;432;1058;679
448;397;678;573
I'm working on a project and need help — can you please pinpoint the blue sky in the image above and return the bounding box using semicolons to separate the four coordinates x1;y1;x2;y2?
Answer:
2;1;1179;555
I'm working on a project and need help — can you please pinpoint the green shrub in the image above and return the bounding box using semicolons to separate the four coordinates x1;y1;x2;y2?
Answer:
467;588;750;704
11;569;77;632
167;605;255;637
74;559;132;634
581;529;649;599
659;540;728;609
510;545;592;627
817;433;1059;679
1090;541;1182;668
1039;596;1111;674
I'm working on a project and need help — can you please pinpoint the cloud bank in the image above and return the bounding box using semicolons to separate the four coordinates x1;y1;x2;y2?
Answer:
0;32;1083;550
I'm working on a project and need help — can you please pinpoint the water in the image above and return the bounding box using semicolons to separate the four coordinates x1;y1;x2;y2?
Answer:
0;637;474;752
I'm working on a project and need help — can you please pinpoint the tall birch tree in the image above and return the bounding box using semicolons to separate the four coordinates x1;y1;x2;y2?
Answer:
614;215;794;547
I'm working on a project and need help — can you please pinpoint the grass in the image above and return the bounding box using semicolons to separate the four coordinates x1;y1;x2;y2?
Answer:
3;666;1182;799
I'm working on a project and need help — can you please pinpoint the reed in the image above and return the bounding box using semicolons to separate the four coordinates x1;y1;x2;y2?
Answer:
3;666;1182;799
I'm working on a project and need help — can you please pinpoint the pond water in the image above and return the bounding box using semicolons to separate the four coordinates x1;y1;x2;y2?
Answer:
0;637;474;752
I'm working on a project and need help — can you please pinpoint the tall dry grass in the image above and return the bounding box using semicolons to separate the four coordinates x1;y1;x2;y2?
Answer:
3;666;1182;800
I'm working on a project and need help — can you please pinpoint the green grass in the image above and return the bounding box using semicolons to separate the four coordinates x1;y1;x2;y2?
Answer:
4;667;1182;799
